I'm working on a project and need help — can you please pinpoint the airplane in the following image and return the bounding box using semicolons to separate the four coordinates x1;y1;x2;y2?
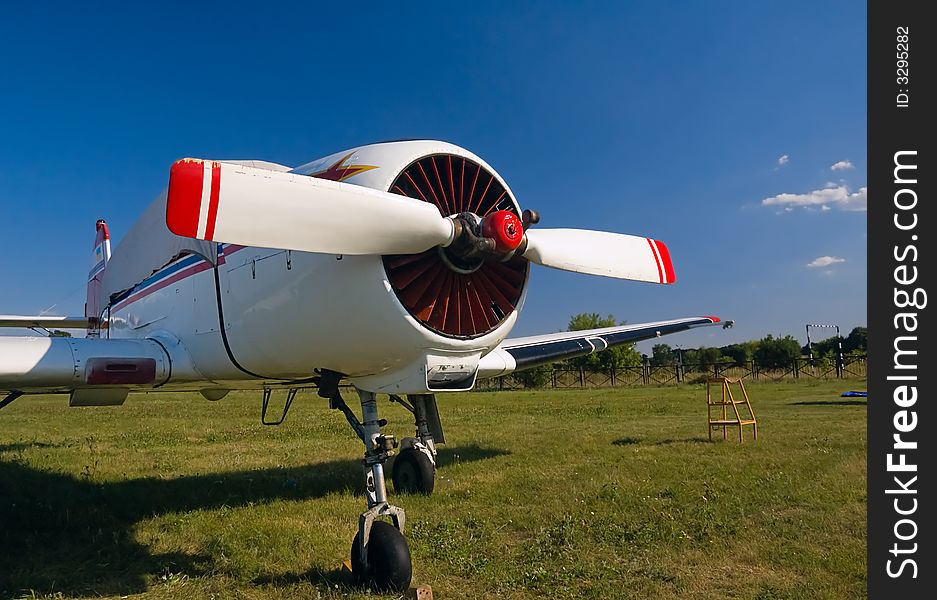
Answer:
0;140;729;592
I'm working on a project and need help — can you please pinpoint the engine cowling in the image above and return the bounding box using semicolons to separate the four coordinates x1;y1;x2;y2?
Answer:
293;140;530;340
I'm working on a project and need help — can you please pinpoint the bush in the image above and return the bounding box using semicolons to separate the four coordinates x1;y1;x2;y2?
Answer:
513;364;553;388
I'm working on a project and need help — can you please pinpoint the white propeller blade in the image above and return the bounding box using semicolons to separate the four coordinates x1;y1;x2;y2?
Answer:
522;229;675;283
166;159;455;255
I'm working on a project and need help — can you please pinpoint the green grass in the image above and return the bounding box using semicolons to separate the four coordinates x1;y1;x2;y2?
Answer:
1;379;866;599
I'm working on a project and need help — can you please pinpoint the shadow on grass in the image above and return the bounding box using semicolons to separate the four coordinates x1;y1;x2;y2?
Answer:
790;400;867;406
612;436;712;446
435;444;510;468
0;443;506;598
0;440;65;452
655;437;711;445
252;565;351;589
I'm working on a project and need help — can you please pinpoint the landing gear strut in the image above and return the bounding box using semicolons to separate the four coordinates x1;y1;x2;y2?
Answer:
329;387;412;591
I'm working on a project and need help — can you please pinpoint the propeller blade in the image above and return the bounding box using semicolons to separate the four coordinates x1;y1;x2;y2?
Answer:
522;229;676;283
166;159;455;255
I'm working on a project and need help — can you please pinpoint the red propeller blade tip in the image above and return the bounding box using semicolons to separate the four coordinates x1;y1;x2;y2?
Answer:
166;159;221;240
651;239;676;284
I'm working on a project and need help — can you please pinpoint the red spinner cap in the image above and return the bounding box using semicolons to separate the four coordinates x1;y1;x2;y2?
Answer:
481;210;524;253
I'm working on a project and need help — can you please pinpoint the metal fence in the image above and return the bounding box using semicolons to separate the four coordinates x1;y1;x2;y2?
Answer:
475;356;867;391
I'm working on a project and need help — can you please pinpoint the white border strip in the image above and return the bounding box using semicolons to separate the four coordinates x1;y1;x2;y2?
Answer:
647;238;665;283
196;161;212;238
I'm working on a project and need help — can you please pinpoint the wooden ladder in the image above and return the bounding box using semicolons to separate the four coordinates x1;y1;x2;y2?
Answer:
707;377;757;442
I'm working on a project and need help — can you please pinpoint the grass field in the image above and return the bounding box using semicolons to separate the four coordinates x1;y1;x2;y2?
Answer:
1;379;867;599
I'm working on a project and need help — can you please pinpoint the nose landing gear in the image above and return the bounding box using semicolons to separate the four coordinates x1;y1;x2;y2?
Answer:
350;519;411;591
329;386;413;592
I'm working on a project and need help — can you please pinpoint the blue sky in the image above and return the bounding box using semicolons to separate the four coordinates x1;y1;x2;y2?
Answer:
0;2;866;352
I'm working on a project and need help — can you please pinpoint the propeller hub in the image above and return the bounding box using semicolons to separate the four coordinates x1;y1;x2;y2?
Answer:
481;210;524;253
438;211;524;275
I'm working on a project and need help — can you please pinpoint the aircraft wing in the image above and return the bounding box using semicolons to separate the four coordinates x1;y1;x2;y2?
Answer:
477;316;729;378
0;315;92;329
0;335;173;409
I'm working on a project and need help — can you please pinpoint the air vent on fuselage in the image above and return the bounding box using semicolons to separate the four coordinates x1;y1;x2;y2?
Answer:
382;154;528;338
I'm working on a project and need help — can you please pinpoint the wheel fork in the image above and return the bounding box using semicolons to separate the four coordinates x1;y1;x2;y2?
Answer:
354;389;406;564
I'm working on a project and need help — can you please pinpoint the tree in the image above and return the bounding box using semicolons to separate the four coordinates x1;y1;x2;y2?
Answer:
843;326;868;354
650;343;675;366
696;346;723;365
681;349;700;369
567;312;616;332
564;312;642;370
802;326;867;358
720;341;757;366
807;335;842;359
754;334;802;368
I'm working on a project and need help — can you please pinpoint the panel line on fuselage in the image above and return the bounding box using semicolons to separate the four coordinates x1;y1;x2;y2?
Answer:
108;243;290;382
209;257;286;381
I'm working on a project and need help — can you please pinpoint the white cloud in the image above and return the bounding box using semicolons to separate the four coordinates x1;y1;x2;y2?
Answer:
806;256;846;268
761;185;866;212
831;160;854;171
777;154;790;166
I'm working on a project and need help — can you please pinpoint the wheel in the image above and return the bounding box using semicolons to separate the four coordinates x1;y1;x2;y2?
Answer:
392;447;435;495
350;520;412;592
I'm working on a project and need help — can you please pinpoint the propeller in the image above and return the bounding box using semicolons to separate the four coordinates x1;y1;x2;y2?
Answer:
165;158;675;284
521;229;675;284
166;159;455;256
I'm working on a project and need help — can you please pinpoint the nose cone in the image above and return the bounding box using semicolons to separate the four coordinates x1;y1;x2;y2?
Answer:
481;210;524;253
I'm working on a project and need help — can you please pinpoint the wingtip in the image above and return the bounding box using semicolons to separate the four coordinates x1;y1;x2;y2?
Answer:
702;316;734;329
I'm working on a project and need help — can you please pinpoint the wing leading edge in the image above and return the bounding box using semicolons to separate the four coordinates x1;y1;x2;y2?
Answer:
0;315;93;329
477;316;730;378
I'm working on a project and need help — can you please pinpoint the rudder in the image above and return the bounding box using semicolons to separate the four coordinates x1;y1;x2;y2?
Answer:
85;219;111;337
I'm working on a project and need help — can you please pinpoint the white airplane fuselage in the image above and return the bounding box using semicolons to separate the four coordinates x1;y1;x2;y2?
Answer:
104;141;528;394
107;244;524;392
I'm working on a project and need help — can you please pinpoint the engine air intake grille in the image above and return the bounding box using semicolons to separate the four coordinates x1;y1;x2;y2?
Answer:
383;154;528;338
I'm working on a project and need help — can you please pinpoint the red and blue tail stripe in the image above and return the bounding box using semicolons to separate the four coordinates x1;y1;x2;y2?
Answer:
111;244;246;312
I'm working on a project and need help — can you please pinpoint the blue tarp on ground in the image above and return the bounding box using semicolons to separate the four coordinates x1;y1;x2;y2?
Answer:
841;391;867;397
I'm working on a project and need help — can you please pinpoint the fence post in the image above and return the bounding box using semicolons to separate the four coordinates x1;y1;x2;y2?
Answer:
610;367;616;387
675;364;681;384
579;366;585;388
499;376;504;391
552;368;557;388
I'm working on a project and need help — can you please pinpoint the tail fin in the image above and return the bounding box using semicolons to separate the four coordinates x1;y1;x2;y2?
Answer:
85;219;111;337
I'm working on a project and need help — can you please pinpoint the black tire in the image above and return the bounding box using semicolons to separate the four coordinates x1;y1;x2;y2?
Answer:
350;520;412;592
392;447;435;495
